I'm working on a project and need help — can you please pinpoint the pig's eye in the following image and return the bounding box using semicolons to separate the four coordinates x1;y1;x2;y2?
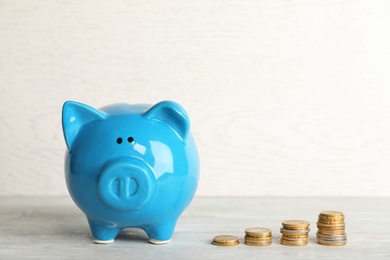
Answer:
127;137;134;143
116;138;123;144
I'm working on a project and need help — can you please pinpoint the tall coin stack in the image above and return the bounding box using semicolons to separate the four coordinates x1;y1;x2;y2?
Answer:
280;220;310;246
316;211;347;246
244;227;273;246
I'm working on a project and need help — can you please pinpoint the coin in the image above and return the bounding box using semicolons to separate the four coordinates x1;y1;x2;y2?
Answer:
282;233;309;239
280;228;310;234
280;238;308;246
212;235;240;246
318;211;345;222
317;218;344;224
318;214;344;219
245;240;272;246
316;223;345;230
244;235;273;241
280;235;308;242
317;221;345;226
316;233;347;241
317;239;347;246
282;220;310;230
317;228;345;236
245;227;272;238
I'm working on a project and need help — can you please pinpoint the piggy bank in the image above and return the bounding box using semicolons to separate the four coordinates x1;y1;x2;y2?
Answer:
62;100;199;244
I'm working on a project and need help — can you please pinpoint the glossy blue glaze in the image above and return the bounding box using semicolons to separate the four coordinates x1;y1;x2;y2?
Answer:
62;101;199;244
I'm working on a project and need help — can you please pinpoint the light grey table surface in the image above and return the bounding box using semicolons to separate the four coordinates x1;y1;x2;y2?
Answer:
1;196;389;259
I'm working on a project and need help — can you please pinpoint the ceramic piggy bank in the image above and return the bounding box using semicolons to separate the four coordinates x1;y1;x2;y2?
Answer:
62;100;199;244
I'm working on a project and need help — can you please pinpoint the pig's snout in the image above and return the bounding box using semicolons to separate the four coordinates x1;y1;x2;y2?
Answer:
97;159;156;211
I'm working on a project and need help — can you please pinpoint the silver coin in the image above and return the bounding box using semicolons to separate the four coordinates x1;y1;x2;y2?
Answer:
316;232;347;240
317;238;347;244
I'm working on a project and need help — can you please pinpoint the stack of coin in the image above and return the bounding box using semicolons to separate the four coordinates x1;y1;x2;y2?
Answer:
212;235;240;246
244;227;273;246
280;220;310;246
316;211;347;246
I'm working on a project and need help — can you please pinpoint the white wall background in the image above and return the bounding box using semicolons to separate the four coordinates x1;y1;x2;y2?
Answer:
1;0;390;197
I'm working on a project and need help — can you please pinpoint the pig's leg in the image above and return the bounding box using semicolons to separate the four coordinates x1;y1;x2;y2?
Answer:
88;219;121;244
144;221;176;244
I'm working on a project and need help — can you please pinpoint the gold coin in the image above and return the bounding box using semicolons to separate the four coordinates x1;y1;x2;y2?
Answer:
244;236;273;242
282;220;310;230
245;240;272;246
245;227;272;238
317;228;345;236
316;224;345;230
282;233;309;239
280;238;308;246
280;228;310;234
317;221;345;226
318;216;345;221
317;226;345;231
317;219;344;225
212;235;240;246
280;236;308;242
319;211;344;220
318;222;344;227
318;215;344;222
318;214;344;219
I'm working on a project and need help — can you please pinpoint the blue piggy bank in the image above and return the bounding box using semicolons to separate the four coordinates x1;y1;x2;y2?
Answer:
62;101;199;244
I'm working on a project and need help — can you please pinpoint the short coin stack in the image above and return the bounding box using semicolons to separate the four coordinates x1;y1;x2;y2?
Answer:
280;220;310;246
211;235;240;246
244;227;273;246
316;211;347;246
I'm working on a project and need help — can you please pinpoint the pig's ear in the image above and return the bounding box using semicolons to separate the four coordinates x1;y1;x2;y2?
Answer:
144;101;190;142
62;101;106;151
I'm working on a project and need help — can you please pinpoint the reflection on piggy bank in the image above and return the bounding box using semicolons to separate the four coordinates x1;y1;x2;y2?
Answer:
62;100;199;244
